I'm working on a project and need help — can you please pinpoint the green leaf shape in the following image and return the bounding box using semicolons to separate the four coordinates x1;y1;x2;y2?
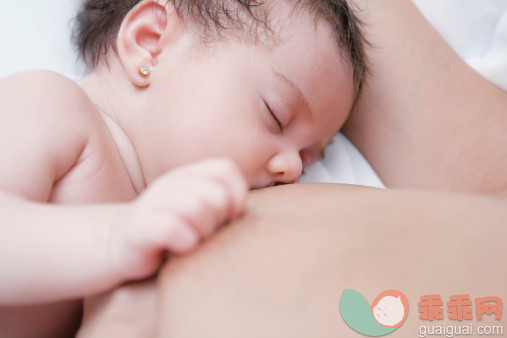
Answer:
340;289;398;337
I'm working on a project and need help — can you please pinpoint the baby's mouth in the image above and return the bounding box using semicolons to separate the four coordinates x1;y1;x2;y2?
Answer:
251;182;275;190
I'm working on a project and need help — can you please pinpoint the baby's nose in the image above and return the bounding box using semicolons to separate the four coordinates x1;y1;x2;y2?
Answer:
267;150;302;185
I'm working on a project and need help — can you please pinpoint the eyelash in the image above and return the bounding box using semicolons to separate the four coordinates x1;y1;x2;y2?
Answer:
264;101;283;133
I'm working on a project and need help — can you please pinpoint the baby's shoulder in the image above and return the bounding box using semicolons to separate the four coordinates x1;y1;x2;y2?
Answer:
0;71;111;200
0;70;101;127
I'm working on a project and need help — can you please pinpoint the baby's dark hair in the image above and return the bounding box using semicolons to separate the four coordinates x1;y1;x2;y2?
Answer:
72;0;368;96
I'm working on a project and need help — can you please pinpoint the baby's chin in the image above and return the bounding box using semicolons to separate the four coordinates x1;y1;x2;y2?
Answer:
250;182;276;190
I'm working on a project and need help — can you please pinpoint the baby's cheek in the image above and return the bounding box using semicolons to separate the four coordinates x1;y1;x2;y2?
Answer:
236;160;263;187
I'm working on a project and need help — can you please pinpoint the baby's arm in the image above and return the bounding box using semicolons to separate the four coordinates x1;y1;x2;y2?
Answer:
0;158;246;305
0;71;248;305
0;191;127;304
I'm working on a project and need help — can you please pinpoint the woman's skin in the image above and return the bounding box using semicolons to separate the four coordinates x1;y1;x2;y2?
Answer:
343;0;507;194
78;185;507;337
156;184;506;337
77;0;507;336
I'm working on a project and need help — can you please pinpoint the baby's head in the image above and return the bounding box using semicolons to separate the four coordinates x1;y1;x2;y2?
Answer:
73;0;368;188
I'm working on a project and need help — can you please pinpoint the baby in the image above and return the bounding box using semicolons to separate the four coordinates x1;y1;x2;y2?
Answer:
0;0;367;335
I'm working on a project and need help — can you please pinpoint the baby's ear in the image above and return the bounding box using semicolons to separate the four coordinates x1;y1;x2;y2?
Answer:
117;0;183;87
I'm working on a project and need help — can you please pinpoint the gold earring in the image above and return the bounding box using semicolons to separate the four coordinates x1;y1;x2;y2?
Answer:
139;66;150;77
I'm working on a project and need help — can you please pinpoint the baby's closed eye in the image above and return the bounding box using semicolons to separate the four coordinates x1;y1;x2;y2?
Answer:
263;100;283;133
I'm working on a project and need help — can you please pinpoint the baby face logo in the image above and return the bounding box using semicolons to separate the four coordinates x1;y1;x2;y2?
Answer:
340;289;409;336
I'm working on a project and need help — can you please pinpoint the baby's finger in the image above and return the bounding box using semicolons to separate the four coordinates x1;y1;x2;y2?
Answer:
111;209;200;279
180;177;232;237
143;212;200;254
172;158;248;218
153;177;231;238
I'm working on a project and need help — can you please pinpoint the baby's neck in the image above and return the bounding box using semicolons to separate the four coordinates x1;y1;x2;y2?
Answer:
79;67;147;194
97;110;146;194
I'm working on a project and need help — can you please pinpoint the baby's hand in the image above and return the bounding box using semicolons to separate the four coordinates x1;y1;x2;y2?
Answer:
108;158;248;280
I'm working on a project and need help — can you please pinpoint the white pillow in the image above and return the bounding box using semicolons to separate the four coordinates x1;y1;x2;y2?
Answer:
0;0;86;80
298;132;385;188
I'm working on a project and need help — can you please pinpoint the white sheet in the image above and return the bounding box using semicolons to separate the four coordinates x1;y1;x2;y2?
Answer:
0;0;85;80
1;1;505;188
413;0;507;91
298;132;385;187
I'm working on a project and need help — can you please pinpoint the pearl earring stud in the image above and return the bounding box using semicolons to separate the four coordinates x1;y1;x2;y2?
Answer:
139;66;150;77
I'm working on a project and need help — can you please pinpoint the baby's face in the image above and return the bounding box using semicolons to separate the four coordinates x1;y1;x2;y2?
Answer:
136;3;354;188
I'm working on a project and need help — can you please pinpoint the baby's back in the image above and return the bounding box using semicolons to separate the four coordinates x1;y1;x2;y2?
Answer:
0;70;137;337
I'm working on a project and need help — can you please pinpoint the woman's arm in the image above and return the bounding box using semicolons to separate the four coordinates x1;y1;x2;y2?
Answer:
155;184;507;337
344;0;507;193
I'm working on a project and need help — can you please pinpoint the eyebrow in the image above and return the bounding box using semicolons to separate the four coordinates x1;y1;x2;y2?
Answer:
272;70;328;161
272;70;313;121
